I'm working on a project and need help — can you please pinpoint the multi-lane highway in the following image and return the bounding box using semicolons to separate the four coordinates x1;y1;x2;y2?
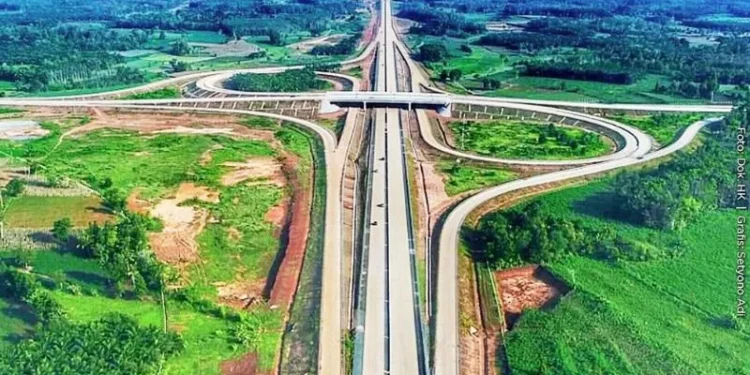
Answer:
359;0;424;373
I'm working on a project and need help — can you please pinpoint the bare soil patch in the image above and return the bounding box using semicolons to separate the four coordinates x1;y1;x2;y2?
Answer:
53;111;277;143
419;161;451;214
220;352;258;375
0;120;49;140
458;254;484;375
496;265;570;330
148;183;219;265
394;17;417;34
288;34;346;54
217;279;265;309
191;40;261;57
221;157;285;187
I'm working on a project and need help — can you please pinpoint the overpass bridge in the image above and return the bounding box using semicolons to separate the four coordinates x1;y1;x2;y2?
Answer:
321;91;452;116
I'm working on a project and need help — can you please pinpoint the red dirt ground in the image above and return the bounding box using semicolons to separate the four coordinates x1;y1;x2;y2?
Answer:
220;352;259;375
496;265;570;330
268;151;312;309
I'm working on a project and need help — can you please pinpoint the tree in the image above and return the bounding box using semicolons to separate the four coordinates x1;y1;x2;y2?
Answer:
78;213;164;296
0;313;184;374
169;40;190;56
4;178;24;198
538;132;548;144
449;69;463;81
102;188;126;213
268;29;284;46
25;289;65;324
417;43;448;62
10;249;34;269
169;59;189;73
52;218;73;243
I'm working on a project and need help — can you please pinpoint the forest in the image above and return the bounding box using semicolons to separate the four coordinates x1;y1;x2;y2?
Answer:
463;200;681;269
0;0;362;93
398;0;750;101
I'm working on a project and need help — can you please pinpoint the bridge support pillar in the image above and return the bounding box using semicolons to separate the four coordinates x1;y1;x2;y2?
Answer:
437;104;452;118
319;99;341;114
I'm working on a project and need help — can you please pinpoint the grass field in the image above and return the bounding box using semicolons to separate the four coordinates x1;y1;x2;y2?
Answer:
450;120;610;160
607;113;705;145
498;180;749;374
481;75;709;104
0;119;316;373
35;129;275;199
192;184;282;299
4;196;111;228
0;107;23;114
438;161;516;195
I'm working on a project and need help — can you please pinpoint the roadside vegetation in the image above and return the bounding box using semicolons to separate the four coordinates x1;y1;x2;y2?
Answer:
607;112;705;145
449;120;610;160
227;67;330;92
400;0;750;103
123;86;182;100
438;161;516;195
462;99;747;373
0;114;324;373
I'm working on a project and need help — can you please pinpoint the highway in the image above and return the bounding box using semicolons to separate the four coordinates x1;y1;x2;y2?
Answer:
0;1;735;374
359;0;423;373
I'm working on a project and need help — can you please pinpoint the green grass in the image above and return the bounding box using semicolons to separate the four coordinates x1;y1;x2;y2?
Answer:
607;113;704;145
4;196;111;228
0;298;34;349
450;120;611;160
0;107;23;114
0;80;15;91
53;292;283;374
476;263;503;329
506;291;698;374
30;250;112;293
498;180;750;374
484;75;709;104
123;86;182;100
31;129;274;199
438;161;516;195
0;120;316;372
192;184;282;299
